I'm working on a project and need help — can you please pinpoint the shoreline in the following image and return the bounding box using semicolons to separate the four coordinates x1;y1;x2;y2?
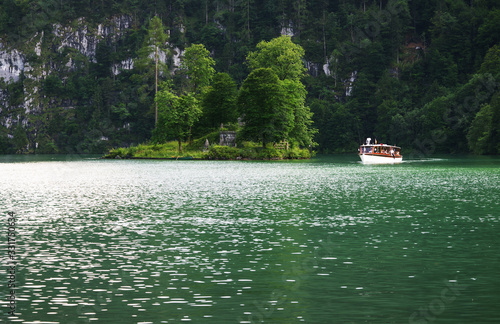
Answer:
103;142;314;161
105;154;312;161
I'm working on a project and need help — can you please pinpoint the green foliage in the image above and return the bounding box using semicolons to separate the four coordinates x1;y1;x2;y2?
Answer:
414;73;499;153
467;104;494;155
479;45;500;76
206;144;311;160
237;68;293;148
284;147;312;159
2;0;500;156
111;103;131;121
36;135;58;154
180;43;215;94
153;87;202;152
207;145;240;160
468;92;500;155
6;76;24;106
246;36;307;81
187;130;221;151
0;126;14;154
310;99;359;153
200;72;238;129
282;79;317;148
105;142;206;159
105;140;311;160
135;16;169;126
477;9;500;54
13;123;28;153
43;75;63;97
240;36;315;149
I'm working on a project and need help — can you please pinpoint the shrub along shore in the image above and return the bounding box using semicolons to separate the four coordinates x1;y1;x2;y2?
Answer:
103;141;313;160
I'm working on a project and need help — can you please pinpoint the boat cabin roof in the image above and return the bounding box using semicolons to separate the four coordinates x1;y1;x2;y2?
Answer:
360;144;401;149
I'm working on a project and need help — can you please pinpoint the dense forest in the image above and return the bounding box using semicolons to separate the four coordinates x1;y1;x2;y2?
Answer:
0;0;499;155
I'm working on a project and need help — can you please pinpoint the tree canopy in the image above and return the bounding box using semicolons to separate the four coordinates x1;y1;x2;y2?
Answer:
242;35;316;148
180;44;215;94
238;68;293;148
246;36;307;81
154;86;201;153
200;72;238;129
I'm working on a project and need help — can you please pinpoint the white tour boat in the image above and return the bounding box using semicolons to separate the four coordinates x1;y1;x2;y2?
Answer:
359;138;402;164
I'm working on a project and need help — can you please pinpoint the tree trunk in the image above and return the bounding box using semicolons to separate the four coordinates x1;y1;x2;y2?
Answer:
178;139;182;153
322;11;327;60
155;45;158;126
206;0;208;25
247;0;250;39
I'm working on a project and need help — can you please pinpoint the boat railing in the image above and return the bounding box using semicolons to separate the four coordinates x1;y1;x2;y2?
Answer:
359;145;401;156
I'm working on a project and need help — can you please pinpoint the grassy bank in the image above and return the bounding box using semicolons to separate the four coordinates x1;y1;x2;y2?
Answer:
103;141;313;160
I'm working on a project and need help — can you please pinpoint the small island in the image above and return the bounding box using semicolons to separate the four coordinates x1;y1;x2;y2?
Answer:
104;36;316;161
103;130;313;160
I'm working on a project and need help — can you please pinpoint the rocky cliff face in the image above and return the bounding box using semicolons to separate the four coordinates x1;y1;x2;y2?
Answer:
1;15;135;82
52;15;134;62
0;14;186;143
0;15;140;134
0;46;24;82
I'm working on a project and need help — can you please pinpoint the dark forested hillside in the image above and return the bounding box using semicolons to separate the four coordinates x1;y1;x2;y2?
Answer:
1;0;499;155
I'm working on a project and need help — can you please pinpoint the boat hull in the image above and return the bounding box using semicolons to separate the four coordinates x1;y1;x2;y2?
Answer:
359;154;402;164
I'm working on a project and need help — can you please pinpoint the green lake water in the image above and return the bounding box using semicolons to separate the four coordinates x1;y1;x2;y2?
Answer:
1;154;499;323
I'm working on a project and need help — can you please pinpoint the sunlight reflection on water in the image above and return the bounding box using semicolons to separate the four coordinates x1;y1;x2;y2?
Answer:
0;156;499;323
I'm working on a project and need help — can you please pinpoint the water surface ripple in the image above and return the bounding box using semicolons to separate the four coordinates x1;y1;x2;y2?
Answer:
1;155;499;323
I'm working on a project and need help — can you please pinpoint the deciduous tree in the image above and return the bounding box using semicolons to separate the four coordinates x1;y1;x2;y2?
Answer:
246;35;307;81
237;68;294;148
154;86;202;153
243;36;315;148
201;72;238;128
180;43;215;94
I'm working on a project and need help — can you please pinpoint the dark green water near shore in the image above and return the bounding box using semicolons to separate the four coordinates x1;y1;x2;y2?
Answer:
1;155;499;323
